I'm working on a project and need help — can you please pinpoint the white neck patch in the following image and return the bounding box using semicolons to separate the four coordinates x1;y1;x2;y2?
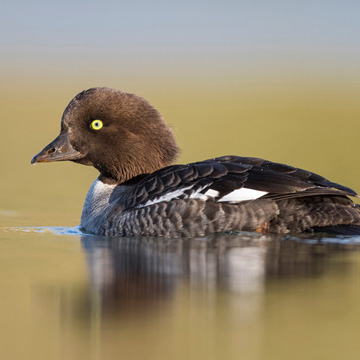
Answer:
81;179;116;233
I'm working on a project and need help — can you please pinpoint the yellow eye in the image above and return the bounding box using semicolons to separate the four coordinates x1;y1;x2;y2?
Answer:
90;120;103;130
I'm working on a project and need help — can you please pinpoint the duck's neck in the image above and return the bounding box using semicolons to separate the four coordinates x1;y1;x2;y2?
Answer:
99;172;149;186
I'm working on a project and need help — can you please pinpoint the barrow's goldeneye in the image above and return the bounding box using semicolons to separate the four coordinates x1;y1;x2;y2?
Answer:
31;87;360;237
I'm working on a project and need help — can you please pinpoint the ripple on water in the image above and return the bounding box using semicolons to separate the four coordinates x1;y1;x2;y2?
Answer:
0;225;85;236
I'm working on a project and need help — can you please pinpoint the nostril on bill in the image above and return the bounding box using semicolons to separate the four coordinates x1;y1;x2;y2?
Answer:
46;148;56;155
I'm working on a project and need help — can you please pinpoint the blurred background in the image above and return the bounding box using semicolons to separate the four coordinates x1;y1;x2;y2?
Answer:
1;0;360;227
1;2;360;360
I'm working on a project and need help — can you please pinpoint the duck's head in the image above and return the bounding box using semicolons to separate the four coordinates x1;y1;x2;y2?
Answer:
31;87;179;184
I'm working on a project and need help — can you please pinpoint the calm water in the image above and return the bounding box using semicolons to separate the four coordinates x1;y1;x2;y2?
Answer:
1;83;360;359
1;227;360;360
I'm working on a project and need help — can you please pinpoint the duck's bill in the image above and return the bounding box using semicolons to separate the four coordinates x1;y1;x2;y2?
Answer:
31;132;84;164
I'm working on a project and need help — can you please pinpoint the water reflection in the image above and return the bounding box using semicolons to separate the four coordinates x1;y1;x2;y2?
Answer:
15;230;360;360
81;232;360;317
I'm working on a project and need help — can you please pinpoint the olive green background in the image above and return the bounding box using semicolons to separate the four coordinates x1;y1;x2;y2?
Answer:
1;2;360;360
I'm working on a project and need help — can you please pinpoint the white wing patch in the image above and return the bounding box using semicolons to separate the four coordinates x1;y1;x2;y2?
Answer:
191;188;220;201
137;184;267;208
204;189;220;197
138;185;219;208
218;188;268;203
138;186;195;208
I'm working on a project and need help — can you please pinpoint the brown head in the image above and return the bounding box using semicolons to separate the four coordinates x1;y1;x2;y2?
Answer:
31;87;179;184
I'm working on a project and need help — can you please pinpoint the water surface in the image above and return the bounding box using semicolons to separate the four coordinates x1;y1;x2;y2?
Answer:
1;227;360;360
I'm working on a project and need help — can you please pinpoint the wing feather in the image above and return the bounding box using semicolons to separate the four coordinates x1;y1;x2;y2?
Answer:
122;156;358;209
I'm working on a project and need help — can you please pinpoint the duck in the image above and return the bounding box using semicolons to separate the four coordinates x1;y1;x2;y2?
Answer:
31;87;360;237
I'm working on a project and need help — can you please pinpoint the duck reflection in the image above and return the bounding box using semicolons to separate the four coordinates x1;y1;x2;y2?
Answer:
81;235;183;314
80;232;356;316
